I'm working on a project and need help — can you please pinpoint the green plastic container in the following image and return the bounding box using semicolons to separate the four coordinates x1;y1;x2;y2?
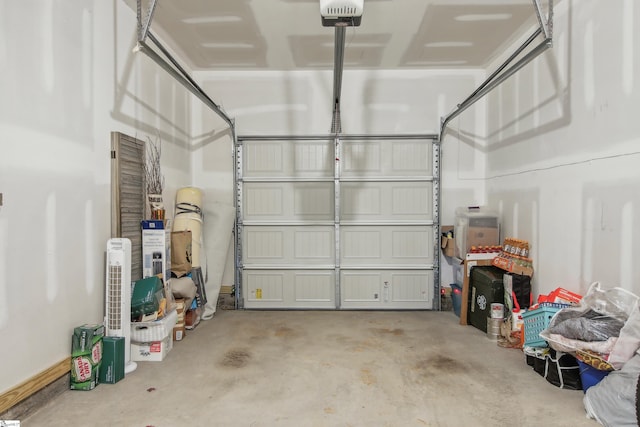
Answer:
131;276;164;319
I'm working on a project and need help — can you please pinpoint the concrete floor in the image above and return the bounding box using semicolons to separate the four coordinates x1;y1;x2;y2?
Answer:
22;310;597;427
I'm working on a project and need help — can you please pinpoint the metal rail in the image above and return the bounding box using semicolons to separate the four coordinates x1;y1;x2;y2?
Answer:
331;27;346;134
435;0;553;310
134;0;234;129
237;133;438;141
440;0;554;136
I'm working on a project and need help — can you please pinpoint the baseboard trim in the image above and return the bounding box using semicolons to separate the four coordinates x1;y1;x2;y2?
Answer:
0;358;70;414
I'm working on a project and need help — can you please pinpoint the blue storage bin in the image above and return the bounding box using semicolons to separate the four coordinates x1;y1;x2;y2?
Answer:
578;360;611;392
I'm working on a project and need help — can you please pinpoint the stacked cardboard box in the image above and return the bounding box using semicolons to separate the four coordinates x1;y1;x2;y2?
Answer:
130;309;177;362
440;225;455;257
453;207;500;259
142;219;172;284
70;324;104;390
131;336;173;362
99;336;125;384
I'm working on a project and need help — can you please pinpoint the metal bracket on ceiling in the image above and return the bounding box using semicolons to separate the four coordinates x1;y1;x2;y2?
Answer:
533;0;553;40
136;0;158;42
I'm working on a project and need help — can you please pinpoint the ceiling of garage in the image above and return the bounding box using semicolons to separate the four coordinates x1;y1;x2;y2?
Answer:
128;0;547;71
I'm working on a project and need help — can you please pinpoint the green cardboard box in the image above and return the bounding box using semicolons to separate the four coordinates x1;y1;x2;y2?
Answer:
70;324;104;390
99;336;125;384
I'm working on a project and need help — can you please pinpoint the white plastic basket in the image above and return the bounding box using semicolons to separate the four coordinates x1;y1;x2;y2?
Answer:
131;309;177;343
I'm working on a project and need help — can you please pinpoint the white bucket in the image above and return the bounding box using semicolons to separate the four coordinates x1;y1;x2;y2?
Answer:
490;303;504;319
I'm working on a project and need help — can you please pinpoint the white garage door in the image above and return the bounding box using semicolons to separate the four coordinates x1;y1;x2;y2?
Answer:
236;135;439;310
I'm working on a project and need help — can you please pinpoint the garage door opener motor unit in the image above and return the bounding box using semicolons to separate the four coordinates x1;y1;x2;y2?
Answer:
320;0;363;27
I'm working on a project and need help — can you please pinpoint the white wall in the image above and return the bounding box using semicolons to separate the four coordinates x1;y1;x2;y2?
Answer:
439;97;491;288
0;1;192;396
191;69;489;289
194;69;486;135
480;0;640;297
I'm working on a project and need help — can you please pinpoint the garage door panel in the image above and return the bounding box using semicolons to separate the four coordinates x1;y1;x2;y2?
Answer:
390;141;432;175
244;184;284;217
294;229;334;260
244;182;334;221
244;140;333;178
294;185;334;218
245;228;284;260
342;141;382;175
391;184;432;217
391;271;433;302
392;229;430;259
243;270;335;309
239;136;436;310
244;142;284;176
342;140;432;177
342;229;382;261
341;273;381;302
341;182;433;221
341;185;381;217
340;270;432;309
244;226;335;266
246;271;285;302
341;226;433;266
294;272;335;302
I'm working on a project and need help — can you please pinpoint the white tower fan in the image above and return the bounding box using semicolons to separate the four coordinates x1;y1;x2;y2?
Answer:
105;238;137;374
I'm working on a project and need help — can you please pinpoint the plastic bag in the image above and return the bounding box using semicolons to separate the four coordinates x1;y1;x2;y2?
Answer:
541;282;639;363
542;333;617;355
584;352;640;426
171;275;197;311
580;282;638;322
547;309;625;341
609;304;640;369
